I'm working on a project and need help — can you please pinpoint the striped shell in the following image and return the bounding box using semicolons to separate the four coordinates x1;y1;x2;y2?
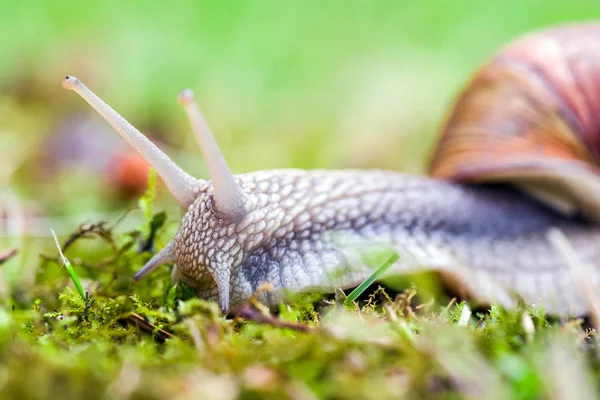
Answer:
429;23;600;221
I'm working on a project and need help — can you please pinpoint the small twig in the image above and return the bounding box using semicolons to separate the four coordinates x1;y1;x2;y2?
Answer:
40;221;121;270
125;312;174;341
186;319;205;354
62;221;116;253
383;302;398;321
40;254;118;269
442;297;457;316
0;248;17;265
394;288;418;318
46;220;139;268
108;207;137;231
84;290;95;322
232;302;313;333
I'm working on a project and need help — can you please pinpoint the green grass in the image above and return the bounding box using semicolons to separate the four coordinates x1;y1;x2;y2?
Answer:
50;228;85;301
345;252;400;305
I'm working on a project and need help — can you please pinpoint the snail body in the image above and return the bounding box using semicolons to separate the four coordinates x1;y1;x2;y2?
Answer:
170;170;600;315
62;22;600;316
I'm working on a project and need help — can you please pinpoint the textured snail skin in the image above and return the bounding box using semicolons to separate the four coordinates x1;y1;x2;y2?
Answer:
170;169;600;316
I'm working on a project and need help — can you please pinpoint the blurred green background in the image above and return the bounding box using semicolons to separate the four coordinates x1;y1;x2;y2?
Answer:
2;0;600;282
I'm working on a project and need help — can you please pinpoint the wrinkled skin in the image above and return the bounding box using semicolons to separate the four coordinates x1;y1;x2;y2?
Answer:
169;169;600;316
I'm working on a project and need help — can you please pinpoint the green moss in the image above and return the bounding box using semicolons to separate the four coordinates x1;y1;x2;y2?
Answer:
2;180;598;399
3;238;600;399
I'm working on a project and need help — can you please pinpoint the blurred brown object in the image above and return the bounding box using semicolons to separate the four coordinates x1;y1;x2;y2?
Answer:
106;149;150;198
0;248;17;265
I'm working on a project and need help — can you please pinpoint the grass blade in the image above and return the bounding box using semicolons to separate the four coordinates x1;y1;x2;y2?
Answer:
51;229;86;301
345;252;400;305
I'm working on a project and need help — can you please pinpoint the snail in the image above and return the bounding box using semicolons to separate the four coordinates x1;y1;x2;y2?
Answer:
61;22;600;316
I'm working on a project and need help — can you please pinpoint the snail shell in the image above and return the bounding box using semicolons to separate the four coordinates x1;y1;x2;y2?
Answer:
430;23;600;220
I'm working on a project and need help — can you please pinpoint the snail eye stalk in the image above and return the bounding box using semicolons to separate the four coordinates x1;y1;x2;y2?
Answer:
62;76;200;209
178;89;247;222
